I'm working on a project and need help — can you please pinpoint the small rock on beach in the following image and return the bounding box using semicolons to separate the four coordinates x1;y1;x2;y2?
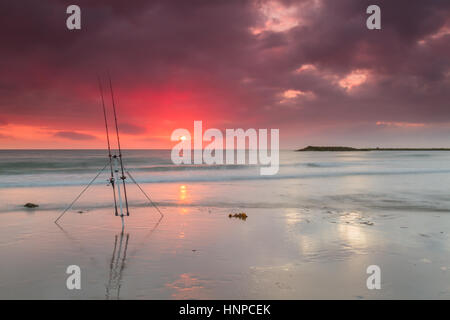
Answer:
24;203;39;208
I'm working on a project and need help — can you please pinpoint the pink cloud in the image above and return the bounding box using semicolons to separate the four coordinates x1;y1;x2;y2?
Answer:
376;121;425;128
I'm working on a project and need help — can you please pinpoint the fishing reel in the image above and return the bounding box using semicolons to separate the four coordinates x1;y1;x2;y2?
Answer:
106;177;115;187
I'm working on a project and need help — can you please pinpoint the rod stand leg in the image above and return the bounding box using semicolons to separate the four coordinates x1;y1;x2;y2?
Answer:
54;163;109;224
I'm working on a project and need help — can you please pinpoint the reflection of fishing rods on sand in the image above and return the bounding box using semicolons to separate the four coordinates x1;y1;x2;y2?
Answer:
106;232;129;300
55;222;90;255
128;214;164;256
55;214;163;300
105;213;163;299
105;211;165;299
54;74;164;230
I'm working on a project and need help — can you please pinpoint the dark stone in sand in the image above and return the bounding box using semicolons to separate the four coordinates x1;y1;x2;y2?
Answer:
24;203;39;208
228;212;248;220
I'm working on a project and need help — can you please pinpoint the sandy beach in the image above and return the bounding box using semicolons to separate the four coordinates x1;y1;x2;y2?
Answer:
1;150;450;299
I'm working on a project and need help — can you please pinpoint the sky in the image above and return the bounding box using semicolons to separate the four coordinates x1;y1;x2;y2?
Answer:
0;0;449;149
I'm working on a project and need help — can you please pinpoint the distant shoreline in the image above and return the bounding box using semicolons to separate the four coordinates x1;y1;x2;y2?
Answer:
296;146;450;152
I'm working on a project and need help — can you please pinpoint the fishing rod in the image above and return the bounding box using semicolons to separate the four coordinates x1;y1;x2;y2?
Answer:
54;75;165;231
108;74;130;217
99;77;119;216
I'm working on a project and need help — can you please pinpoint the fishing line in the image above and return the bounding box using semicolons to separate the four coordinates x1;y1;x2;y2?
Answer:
126;170;164;217
55;163;108;223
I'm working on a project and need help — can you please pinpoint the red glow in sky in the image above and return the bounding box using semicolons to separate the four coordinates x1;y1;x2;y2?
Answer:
1;0;450;149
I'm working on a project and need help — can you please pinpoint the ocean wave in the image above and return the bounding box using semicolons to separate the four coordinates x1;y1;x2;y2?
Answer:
0;159;346;175
3;168;450;188
0;162;252;175
304;162;342;168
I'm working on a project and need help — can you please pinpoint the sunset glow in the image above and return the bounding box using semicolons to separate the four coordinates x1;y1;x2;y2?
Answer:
0;0;449;149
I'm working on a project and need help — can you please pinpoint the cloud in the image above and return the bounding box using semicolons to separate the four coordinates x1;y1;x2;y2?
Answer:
376;121;425;128
250;0;301;34
118;123;147;135
338;70;369;90
53;131;97;140
0;0;449;148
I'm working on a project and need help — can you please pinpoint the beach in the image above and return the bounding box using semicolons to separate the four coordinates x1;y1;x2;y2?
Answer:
1;150;450;299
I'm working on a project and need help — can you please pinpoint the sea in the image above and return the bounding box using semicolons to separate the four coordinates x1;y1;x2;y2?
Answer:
1;149;450;299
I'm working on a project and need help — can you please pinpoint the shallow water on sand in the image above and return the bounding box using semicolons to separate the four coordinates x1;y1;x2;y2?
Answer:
1;150;450;299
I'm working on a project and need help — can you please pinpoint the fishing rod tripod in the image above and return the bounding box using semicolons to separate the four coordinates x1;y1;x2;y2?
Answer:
54;76;163;230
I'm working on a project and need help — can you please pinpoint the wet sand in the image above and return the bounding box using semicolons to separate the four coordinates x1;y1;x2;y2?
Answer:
1;183;450;299
2;150;450;299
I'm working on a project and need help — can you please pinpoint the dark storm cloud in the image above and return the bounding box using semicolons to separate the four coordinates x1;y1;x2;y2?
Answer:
250;0;450;122
0;0;449;146
119;123;147;135
54;131;97;140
